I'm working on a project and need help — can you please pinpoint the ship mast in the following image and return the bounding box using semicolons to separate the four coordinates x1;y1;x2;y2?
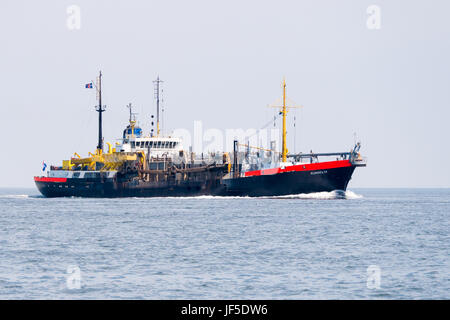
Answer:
126;103;136;138
282;78;287;162
95;71;106;155
153;76;163;136
127;102;132;122
269;78;302;163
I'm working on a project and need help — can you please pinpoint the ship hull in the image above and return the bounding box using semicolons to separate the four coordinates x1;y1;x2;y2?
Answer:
34;164;357;198
222;165;356;197
34;176;227;198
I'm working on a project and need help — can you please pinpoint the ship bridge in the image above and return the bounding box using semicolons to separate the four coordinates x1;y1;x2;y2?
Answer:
118;136;182;155
123;125;142;138
117;102;183;157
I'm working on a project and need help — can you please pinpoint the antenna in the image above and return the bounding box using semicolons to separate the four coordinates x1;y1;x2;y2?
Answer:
153;76;163;136
294;114;296;154
126;103;137;123
127;103;132;122
161;88;165;135
126;103;138;138
353;132;358;145
95;71;106;154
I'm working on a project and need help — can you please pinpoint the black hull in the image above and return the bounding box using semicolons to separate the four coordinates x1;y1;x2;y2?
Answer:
223;165;355;197
35;165;356;198
35;179;227;198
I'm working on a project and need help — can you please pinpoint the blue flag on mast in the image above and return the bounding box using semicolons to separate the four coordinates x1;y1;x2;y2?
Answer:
85;83;93;88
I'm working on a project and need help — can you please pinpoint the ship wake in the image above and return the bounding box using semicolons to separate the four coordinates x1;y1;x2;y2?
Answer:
265;190;363;200
0;194;31;199
145;190;362;200
0;194;45;199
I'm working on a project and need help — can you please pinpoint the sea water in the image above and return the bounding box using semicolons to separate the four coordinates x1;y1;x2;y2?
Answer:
0;188;448;299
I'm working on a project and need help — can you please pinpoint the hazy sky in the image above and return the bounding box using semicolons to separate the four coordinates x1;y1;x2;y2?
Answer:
1;0;449;188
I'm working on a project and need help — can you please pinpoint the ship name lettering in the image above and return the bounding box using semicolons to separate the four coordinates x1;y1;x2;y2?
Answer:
310;170;327;175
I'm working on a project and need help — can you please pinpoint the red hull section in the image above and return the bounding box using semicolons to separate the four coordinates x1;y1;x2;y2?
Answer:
34;177;68;183
244;160;352;177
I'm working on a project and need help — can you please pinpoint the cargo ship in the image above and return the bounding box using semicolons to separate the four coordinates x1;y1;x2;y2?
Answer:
34;72;366;198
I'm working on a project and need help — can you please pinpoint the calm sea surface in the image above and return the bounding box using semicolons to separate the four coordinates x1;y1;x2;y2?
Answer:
0;188;448;299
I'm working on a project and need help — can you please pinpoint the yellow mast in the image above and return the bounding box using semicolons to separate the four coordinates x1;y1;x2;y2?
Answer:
130;119;136;138
282;78;287;162
269;78;302;163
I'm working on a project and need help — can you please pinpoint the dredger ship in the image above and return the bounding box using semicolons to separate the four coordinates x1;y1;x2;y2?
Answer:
34;72;366;198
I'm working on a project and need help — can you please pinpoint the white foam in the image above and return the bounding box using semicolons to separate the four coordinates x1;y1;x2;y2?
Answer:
343;190;364;199
134;190;363;200
0;194;30;199
133;195;250;200
263;190;363;200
